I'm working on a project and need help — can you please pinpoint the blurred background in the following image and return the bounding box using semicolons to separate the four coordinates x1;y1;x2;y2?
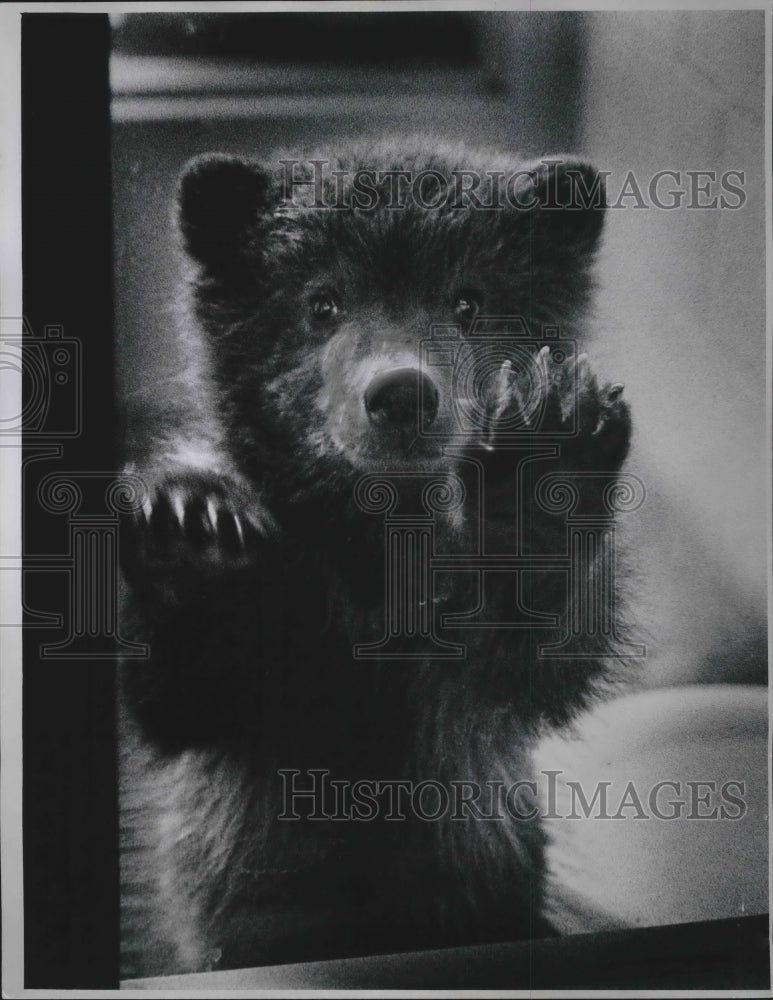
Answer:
111;10;767;691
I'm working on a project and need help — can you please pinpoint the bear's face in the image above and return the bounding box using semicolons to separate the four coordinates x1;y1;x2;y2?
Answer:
249;209;531;475
177;148;605;500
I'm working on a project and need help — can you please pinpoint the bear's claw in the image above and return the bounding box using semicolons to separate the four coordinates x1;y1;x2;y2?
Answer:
484;349;631;471
122;471;265;581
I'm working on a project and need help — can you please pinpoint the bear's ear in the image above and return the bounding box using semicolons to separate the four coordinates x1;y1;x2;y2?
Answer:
177;154;273;274
519;159;606;257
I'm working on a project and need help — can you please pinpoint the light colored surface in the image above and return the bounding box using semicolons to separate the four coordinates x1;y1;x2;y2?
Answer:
536;685;769;933
579;10;767;687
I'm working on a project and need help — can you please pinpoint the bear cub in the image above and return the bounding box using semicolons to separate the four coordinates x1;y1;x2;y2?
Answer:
120;142;632;977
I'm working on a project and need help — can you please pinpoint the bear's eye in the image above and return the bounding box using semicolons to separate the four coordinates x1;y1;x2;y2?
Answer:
309;292;340;324
453;292;482;322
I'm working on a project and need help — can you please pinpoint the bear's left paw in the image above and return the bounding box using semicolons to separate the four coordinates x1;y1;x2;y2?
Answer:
553;355;631;470
524;347;631;473
583;377;632;470
483;349;632;471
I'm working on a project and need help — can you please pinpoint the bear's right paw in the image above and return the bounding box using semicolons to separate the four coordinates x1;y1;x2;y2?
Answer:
121;471;270;581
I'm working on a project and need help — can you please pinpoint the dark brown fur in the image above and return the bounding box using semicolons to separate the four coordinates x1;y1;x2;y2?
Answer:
119;142;632;977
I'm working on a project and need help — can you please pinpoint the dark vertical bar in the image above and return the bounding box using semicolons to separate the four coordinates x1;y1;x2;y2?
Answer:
22;14;118;988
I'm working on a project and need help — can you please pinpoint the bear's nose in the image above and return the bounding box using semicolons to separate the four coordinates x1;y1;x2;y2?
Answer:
364;368;438;428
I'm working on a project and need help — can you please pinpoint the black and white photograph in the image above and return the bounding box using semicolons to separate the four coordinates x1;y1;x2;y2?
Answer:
1;2;771;994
